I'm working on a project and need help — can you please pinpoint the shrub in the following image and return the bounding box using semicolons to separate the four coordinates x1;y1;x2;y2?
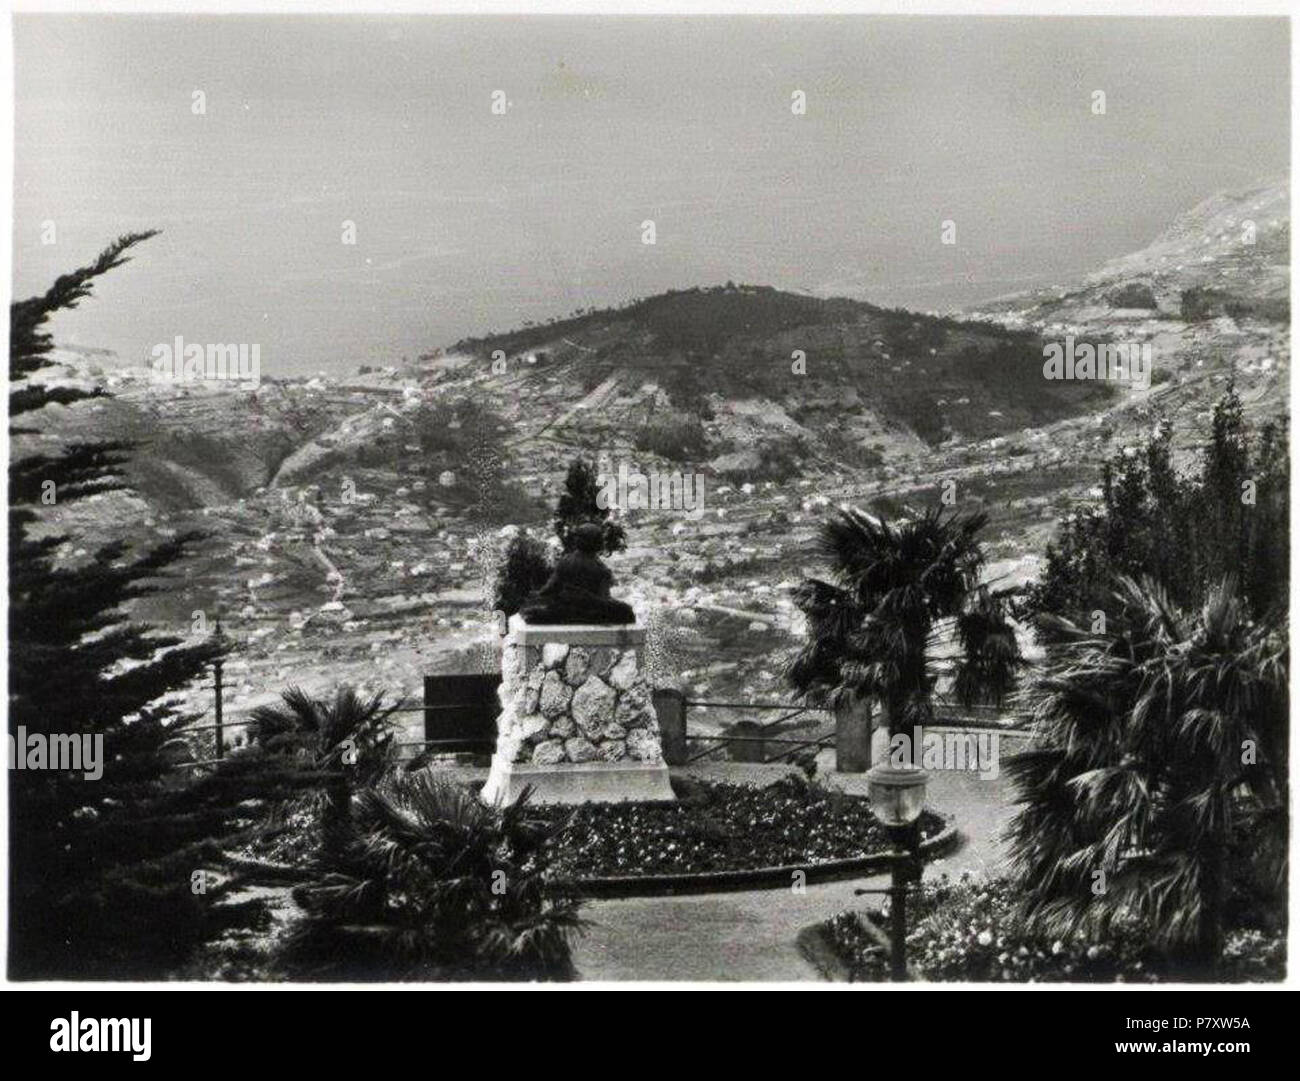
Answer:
1179;288;1289;324
1027;386;1288;628
824;430;884;469
280;774;584;981
633;412;710;461
1108;282;1158;309
697;554;767;583
824;874;1285;982
1180;286;1222;322
718;437;807;484
412;397;499;457
494;531;553;618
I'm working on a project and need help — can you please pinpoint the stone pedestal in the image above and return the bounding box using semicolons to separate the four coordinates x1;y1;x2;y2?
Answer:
481;616;675;805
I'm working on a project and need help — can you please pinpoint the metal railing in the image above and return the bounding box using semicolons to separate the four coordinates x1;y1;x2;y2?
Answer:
190;655;1030;770
680;698;835;765
675;694;1030;768
185;679;471;764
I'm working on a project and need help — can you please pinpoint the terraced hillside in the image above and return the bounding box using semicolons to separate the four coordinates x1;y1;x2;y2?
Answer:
20;179;1289;751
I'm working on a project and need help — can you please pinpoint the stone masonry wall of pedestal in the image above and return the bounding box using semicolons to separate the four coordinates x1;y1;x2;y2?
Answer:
495;637;663;766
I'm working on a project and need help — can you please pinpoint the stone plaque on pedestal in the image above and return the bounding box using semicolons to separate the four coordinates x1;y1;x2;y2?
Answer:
480;615;675;805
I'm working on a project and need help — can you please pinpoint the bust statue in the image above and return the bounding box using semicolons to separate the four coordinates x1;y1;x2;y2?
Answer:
520;522;636;625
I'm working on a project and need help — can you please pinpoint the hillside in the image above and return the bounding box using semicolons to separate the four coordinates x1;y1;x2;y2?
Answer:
449;284;1112;460
21;179;1290;750
975;178;1289;328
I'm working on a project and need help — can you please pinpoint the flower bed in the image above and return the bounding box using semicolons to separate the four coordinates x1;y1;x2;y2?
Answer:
537;776;946;879
238;776;947;884
820;874;1286;983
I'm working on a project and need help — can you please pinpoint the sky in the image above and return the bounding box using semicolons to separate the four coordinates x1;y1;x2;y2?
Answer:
11;15;1290;377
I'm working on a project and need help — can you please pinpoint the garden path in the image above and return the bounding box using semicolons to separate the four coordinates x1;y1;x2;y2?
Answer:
572;745;1023;982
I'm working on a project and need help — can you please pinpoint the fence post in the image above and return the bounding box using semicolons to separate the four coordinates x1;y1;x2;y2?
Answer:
834;695;872;773
652;687;688;766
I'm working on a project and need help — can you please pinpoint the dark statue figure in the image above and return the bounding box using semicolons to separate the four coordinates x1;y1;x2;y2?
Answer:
520;522;636;625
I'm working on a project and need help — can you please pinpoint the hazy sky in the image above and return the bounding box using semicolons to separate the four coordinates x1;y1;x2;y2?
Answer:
12;15;1290;376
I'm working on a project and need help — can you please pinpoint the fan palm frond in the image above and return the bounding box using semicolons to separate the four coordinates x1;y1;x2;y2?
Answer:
1008;575;1287;971
789;503;1020;731
285;771;584;981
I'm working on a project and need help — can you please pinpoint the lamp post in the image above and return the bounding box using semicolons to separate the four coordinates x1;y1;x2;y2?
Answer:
210;615;230;759
862;763;928;981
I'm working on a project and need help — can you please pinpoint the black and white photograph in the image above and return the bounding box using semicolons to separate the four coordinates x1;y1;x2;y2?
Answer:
3;0;1295;1022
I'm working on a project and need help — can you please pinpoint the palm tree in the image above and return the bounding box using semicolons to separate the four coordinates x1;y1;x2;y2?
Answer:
788;505;1022;761
1006;576;1288;974
283;772;585;981
248;686;399;856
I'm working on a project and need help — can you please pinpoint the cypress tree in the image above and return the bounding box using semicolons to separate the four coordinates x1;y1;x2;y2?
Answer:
7;234;305;978
552;458;626;554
